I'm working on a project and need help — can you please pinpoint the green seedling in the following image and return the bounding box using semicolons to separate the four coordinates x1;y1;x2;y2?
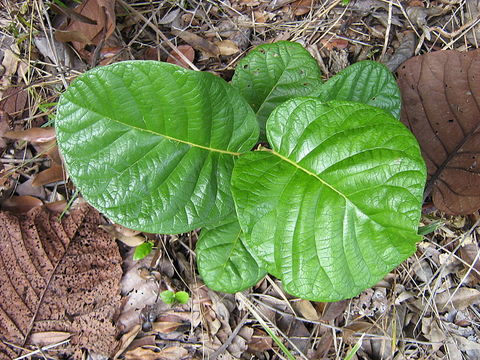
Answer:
160;290;190;305
55;41;426;301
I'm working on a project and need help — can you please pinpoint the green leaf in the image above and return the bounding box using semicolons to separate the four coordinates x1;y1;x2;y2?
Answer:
196;216;266;293
133;241;153;260
231;41;322;137
232;98;426;301
56;61;259;234
174;291;190;304
160;290;175;304
313;61;401;118
418;221;443;235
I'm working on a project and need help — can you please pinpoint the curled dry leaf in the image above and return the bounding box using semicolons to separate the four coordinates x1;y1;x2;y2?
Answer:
166;45;195;69
99;224;145;247
216;40;240;56
61;0;116;52
434;287;480;311
4;127;56;143
171;29;220;57
32;164;65;187
398;50;480;214
1;195;43;213
0;204;122;358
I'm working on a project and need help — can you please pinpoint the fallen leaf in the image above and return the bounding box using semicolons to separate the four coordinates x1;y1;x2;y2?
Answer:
0;110;10;149
16;178;47;199
1;195;43;213
99;224;145;247
398;49;480;214
293;299;319;320
50;3;98;25
166;45;195;69
0;204;122;358
434;287;480;311
421;317;445;351
247;328;273;353
291;0;313;16
171;29;219;57
0;85;28;120
124;346;190;360
384;31;416;72
113;324;141;360
32;164;65;186
44;200;68;213
466;0;480;46
54;29;92;44
29;331;71;347
216;40;240;56
459;243;480;282
4;127;56;143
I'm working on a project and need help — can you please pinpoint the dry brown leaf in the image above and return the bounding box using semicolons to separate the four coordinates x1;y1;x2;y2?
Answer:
99;224;145;247
113;324;141;360
0;85;28;120
247;328;273;353
398;50;480;214
4;127;56;143
44;200;68;213
0;204;122;358
293;299;319;320
54;29;92;44
216;40;240;56
62;0;116;51
291;0;313;16
32;164;64;186
384;31;416;72
421;317;445;351
50;3;97;25
459;243;480;282
434;287;480;311
124;346;190;360
29;331;71;347
466;0;480;46
16;178;46;199
1;195;43;213
0;110;11;149
166;45;195;69
319;300;347;321
171;29;220;57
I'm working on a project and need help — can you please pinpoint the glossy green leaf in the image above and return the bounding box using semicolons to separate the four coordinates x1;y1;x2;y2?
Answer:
56;61;259;234
232;99;426;301
231;41;322;137
313;61;401;118
160;290;175;304
133;241;153;261
174;291;190;304
196;216;266;293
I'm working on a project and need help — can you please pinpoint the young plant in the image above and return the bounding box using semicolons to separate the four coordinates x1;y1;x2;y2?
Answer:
55;41;426;302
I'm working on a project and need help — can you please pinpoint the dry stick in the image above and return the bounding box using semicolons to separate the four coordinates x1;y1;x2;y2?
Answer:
381;0;393;59
250;296;442;346
5;338;71;360
118;0;199;71
209;315;250;360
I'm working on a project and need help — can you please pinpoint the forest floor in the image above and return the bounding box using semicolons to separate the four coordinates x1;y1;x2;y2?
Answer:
1;0;480;359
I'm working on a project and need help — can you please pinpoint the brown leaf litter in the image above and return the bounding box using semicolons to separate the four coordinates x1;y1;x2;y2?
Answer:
398;49;480;215
0;203;122;359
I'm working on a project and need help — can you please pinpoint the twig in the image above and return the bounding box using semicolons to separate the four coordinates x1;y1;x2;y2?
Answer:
381;0;393;59
209;315;249;359
118;0;199;71
2;338;71;360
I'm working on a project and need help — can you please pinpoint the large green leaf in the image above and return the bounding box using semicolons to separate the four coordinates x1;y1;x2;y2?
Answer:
56;61;259;234
231;98;426;301
196;216;266;293
312;61;401;118
231;41;322;137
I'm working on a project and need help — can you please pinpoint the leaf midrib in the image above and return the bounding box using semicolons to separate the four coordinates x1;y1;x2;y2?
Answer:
67;100;242;156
